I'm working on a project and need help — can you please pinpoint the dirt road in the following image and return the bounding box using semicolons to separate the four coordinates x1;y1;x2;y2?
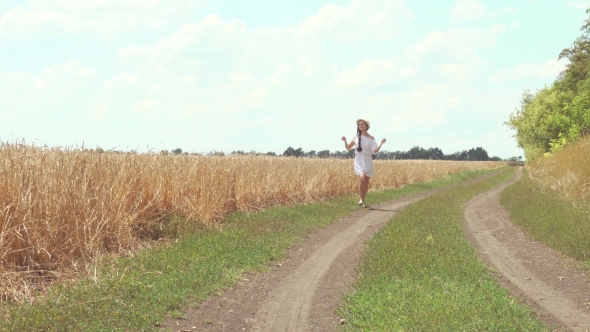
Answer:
464;168;590;332
160;183;449;332
161;170;590;331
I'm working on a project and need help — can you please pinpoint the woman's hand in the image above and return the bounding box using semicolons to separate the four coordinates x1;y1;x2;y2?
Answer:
373;138;386;154
343;136;354;150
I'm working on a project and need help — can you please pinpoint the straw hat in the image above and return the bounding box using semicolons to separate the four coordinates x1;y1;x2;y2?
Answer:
356;118;370;129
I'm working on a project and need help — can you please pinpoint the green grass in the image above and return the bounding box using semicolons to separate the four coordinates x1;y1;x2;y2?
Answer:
0;168;501;331
338;167;548;331
501;169;590;264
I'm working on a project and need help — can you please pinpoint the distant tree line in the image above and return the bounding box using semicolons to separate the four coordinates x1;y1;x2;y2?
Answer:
157;146;519;162
280;146;505;161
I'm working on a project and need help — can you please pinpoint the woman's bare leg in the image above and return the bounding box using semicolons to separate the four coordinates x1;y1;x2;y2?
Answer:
359;174;370;204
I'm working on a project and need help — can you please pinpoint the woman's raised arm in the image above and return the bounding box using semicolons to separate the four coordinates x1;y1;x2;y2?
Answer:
341;136;355;151
373;138;386;154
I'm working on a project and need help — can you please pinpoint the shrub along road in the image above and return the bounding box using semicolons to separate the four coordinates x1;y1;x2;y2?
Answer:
161;168;589;331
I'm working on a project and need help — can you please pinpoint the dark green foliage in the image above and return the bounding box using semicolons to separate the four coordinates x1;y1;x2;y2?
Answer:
277;146;497;160
282;146;304;157
375;146;491;161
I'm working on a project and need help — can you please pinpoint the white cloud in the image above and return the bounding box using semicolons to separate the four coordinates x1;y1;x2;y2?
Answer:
297;0;412;42
344;84;485;150
0;0;411;44
35;0;166;11
152;15;251;61
438;57;485;82
491;58;566;82
335;59;419;87
566;2;590;10
398;85;473;131
0;0;205;41
102;13;321;128
407;25;505;60
502;7;518;14
450;0;494;22
3;6;501;147
118;46;151;60
1;0;533;158
0;62;102;134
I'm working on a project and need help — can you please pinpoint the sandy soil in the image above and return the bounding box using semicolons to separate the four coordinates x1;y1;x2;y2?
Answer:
160;169;590;332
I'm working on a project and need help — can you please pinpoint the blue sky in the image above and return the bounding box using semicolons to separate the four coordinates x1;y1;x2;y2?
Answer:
1;0;589;157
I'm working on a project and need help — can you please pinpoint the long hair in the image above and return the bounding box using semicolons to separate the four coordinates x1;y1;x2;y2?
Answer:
356;128;363;152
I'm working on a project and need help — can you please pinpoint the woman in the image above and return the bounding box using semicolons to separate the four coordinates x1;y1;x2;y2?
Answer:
341;119;386;207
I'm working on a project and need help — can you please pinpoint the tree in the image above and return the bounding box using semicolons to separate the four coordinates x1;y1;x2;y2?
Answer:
427;148;442;160
450;150;469;161
407;146;428;159
557;9;590;93
333;151;347;159
467;147;489;161
317;150;330;158
506;10;590;159
283;146;304;157
346;148;355;159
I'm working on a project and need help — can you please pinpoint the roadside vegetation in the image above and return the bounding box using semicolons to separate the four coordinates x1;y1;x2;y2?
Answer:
524;137;590;204
0;141;502;302
501;138;590;269
0;168;500;331
501;169;590;266
338;167;548;331
505;10;590;160
502;7;590;271
485;13;590;328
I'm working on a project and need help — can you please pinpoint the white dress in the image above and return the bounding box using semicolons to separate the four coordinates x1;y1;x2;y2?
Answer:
351;134;378;177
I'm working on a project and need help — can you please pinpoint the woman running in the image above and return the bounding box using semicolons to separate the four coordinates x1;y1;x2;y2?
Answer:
341;118;386;207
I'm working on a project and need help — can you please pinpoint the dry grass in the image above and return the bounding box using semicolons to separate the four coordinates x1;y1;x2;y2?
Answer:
0;141;503;301
527;137;590;203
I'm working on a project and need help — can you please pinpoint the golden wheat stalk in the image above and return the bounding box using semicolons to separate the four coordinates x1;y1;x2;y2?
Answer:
0;141;503;301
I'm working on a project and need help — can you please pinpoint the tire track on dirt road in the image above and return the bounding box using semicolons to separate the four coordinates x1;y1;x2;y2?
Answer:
464;168;590;332
249;200;411;331
161;171;504;332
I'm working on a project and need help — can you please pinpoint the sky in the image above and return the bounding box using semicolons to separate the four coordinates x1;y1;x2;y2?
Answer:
1;0;589;158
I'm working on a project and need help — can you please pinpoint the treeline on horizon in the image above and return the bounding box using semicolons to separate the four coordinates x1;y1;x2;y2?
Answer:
505;9;590;160
278;146;507;161
37;144;519;162
163;146;521;162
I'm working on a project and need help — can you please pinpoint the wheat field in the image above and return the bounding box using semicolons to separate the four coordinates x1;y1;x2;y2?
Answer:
0;141;503;301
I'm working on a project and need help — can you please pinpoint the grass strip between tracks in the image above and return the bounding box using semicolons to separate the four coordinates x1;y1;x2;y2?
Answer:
501;169;590;269
338;167;549;331
1;168;500;331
